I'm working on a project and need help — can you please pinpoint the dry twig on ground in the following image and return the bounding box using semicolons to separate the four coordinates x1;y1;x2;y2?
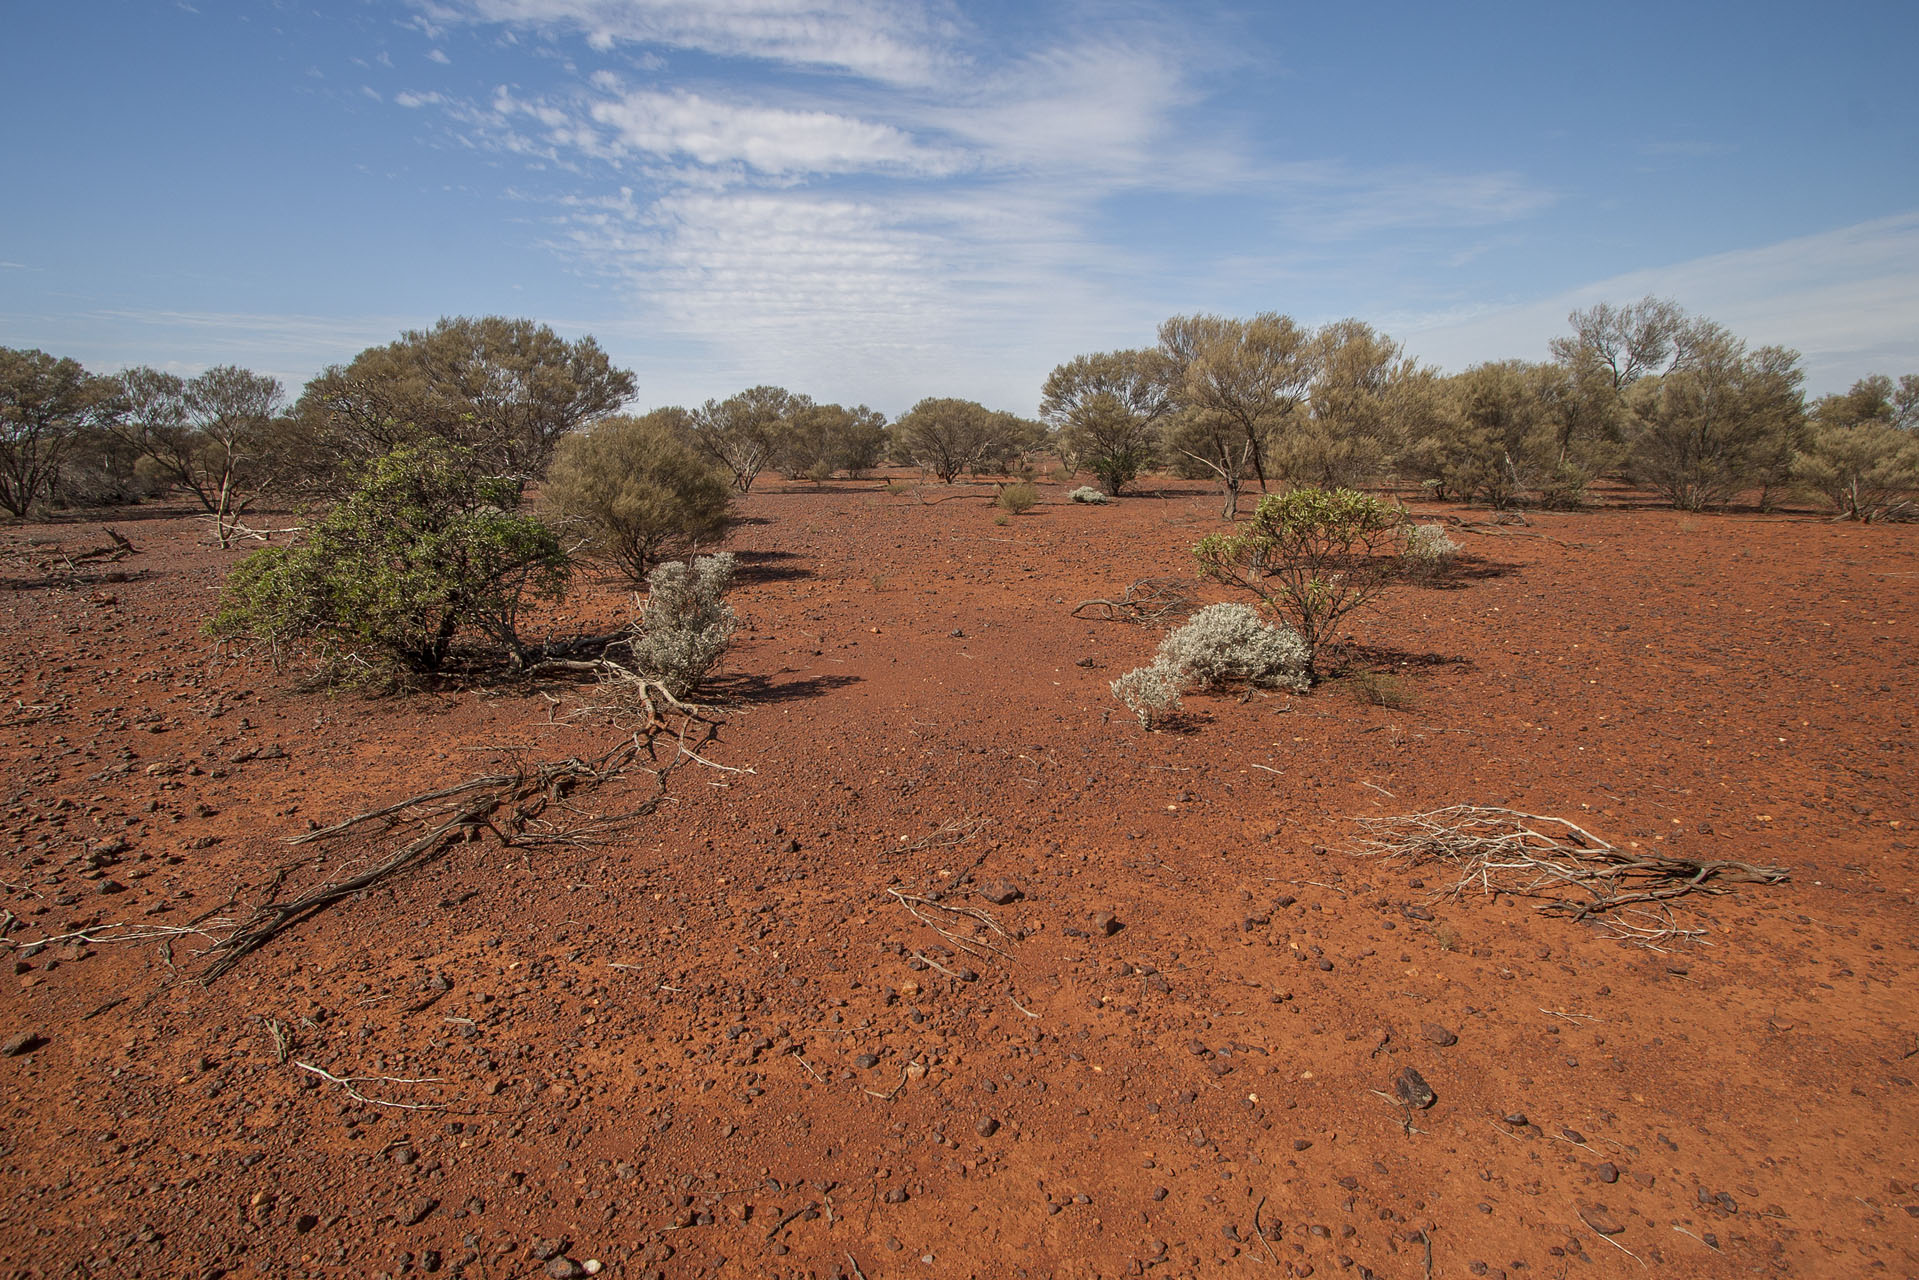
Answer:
1070;576;1195;625
1351;805;1787;943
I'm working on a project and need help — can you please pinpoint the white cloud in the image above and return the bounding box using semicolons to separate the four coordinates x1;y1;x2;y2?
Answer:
588;89;954;176
394;90;446;108
427;47;452;63
416;0;953;85
1398;211;1919;393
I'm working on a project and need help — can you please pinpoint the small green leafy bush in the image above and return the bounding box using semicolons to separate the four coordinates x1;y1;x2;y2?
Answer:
208;441;568;677
1193;486;1405;672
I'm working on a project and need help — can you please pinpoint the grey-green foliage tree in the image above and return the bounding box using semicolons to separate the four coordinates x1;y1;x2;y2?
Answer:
688;385;807;493
1039;349;1169;496
0;348;119;516
1193;486;1406;675
894;397;1032;483
1625;331;1806;511
289;316;634;491
1792;420;1919;521
1813;374;1919;432
114;364;285;544
1275;320;1419;490
1160;313;1312;485
542;410;735;583
209;440;569;676
1404;361;1560;509
778;402;890;481
1544;296;1707;501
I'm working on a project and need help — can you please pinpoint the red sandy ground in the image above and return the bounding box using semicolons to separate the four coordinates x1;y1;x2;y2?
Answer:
0;477;1915;1280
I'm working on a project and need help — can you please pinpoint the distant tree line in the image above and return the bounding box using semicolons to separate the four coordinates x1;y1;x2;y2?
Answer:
4;300;1916;550
1043;299;1919;519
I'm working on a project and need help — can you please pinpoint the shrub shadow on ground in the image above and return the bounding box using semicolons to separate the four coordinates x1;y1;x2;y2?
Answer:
1402;553;1521;590
710;671;862;705
728;549;812;584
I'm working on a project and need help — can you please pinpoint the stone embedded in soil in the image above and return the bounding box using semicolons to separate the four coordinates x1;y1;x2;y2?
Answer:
1092;910;1122;936
1597;1162;1619;1183
1421;1023;1458;1047
979;880;1024;905
854;1053;879;1069
976;1116;1000;1137
545;1258;585;1280
1403;904;1435;921
1;1032;43;1057
1578;1203;1625;1235
1394;1067;1436;1109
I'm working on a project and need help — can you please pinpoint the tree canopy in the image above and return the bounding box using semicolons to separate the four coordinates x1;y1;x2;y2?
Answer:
290;316;634;490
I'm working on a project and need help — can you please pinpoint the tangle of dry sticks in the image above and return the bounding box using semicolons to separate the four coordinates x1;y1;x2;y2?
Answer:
199;692;723;981
1071;576;1195;625
1350;805;1788;940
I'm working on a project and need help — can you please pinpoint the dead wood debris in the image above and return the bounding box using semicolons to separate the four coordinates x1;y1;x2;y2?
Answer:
1070;576;1195;625
3;528;142;590
1351;805;1788;945
200;697;722;981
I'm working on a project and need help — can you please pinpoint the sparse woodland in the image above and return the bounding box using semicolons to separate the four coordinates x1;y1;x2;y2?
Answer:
1;302;1915;1278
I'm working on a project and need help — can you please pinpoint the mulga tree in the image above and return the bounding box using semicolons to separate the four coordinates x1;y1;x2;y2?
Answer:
542;411;734;582
288;316;634;493
0;347;118;517
688;385;807;493
1040;349;1170;496
1625;331;1806;511
1156;312;1314;515
114;364;286;544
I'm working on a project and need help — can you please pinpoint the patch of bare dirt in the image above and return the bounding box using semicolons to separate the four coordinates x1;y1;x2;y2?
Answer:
1;479;1915;1280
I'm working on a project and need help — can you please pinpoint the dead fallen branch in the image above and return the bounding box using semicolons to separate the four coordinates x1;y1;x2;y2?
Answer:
1071;576;1195;625
1351;805;1787;941
200;720;712;981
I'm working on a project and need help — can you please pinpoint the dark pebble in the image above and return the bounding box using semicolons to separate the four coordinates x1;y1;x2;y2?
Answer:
1597;1162;1618;1184
1422;1024;1458;1047
1393;1067;1436;1109
1092;911;1122;936
975;1117;1000;1138
979;880;1024;905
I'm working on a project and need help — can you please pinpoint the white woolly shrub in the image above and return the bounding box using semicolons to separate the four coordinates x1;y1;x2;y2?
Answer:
1110;660;1183;728
1156;602;1310;693
627;552;739;697
1400;522;1460;572
1068;485;1111;504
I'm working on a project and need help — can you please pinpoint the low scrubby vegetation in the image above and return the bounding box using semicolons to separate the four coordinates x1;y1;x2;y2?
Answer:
208;441;569;678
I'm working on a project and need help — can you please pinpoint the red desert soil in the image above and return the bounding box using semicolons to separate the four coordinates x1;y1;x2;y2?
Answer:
1;479;1915;1280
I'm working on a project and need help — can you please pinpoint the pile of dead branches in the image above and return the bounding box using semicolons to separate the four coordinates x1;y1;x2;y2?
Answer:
1071;576;1195;625
1351;805;1788;945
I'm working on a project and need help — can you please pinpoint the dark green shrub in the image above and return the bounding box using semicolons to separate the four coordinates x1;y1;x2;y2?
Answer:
208;441;568;676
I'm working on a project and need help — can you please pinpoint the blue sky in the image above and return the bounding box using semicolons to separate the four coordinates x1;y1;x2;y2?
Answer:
4;0;1916;415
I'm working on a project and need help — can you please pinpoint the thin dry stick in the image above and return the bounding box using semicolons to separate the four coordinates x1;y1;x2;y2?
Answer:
294;1061;446;1111
1253;1196;1281;1267
887;890;1014;962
